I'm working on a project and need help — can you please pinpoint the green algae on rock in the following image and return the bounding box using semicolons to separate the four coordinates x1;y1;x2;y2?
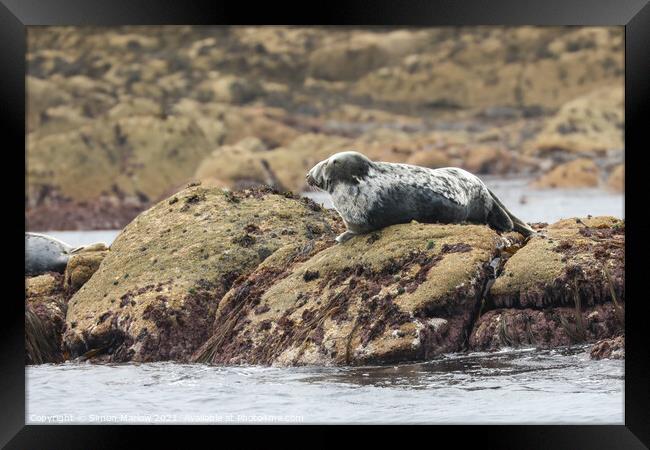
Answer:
27;115;212;207
488;216;624;309
63;186;343;362
193;222;523;366
470;216;625;352
64;244;110;294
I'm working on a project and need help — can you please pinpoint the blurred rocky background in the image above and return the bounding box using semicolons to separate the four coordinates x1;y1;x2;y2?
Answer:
26;26;624;230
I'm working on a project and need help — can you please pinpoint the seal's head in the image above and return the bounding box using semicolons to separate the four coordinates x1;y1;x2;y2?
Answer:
306;151;373;192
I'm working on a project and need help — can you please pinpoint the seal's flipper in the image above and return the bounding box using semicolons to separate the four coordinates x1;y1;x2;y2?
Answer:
487;189;535;237
487;198;514;232
70;242;109;254
335;230;357;243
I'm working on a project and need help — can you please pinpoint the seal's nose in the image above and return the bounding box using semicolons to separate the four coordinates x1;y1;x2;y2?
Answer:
306;173;315;186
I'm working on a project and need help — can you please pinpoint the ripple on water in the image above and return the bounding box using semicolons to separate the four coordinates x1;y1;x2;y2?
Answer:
26;346;623;424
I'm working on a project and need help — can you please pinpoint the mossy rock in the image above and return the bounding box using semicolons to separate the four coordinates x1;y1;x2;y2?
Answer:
488;216;624;309
533;85;624;156
27;115;212;205
531;158;600;189
194;222;523;366
63;186;343;362
64;245;110;294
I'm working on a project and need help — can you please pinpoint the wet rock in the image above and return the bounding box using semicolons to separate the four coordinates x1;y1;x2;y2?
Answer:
589;335;624;360
469;217;624;352
531;158;600;189
488;216;624;310
63;186;343;363
469;305;623;351
25;273;67;364
193;223;524;366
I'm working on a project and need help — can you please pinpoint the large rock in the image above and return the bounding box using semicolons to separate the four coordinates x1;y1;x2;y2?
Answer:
26;245;109;364
27;115;212;208
193;223;522;366
533;85;624;156
531;158;601;189
469;305;623;351
488;216;624;309
63;186;343;362
470;216;625;351
353;28;622;110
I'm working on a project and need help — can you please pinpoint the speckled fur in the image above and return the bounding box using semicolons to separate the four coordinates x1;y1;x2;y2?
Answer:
306;151;533;242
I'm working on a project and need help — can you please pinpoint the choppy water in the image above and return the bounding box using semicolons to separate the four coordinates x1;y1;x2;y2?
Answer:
30;179;624;425
26;346;623;424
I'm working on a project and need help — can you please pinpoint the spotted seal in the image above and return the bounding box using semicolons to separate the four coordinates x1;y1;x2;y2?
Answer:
306;151;535;243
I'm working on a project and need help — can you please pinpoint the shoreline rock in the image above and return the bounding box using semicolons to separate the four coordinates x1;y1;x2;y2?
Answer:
193;224;523;366
589;335;624;360
62;186;343;363
26;190;625;365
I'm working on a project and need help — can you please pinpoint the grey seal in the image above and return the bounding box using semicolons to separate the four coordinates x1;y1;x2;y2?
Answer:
25;232;107;276
306;151;535;243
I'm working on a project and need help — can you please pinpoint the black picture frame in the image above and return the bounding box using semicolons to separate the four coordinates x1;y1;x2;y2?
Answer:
3;0;648;447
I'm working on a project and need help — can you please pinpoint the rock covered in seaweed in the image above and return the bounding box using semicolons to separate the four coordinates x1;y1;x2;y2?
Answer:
54;208;623;365
589;335;624;360
469;306;623;351
488;216;624;309
470;216;624;351
63;186;343;362
26;246;109;364
193;223;523;366
26;273;67;364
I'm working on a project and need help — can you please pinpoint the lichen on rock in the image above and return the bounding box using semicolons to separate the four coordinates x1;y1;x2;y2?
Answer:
471;216;624;352
64;244;110;294
63;186;343;362
488;216;624;309
193;222;523;366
